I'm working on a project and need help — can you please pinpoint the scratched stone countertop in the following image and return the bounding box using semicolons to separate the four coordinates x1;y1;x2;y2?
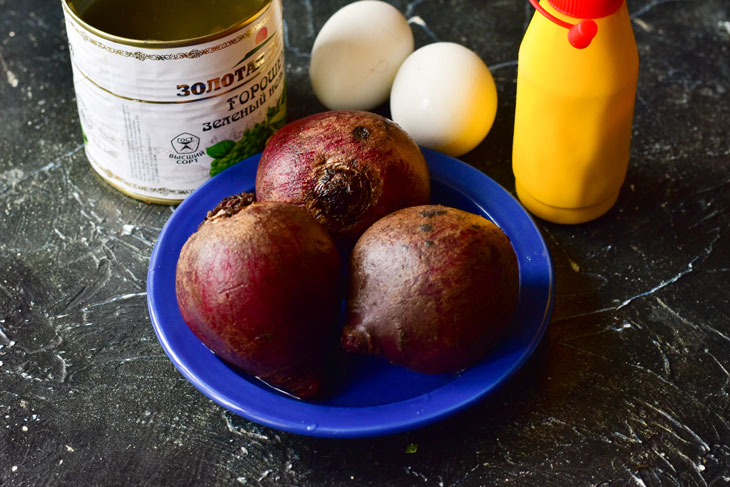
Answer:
1;0;729;485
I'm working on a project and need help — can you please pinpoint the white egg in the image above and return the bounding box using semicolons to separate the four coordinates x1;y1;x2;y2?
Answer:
390;42;498;157
309;1;413;111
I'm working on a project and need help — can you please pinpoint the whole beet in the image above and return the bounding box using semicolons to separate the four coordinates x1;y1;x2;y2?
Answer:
255;110;430;243
342;205;519;374
175;193;341;398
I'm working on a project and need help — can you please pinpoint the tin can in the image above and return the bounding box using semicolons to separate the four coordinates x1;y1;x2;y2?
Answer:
62;0;286;203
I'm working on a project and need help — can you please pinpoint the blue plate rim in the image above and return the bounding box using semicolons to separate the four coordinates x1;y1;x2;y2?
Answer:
146;147;554;438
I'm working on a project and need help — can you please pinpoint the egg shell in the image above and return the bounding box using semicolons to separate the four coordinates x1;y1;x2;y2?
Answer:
390;42;498;157
309;1;413;111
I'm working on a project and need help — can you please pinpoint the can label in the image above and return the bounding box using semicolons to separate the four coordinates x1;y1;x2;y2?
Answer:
62;1;286;202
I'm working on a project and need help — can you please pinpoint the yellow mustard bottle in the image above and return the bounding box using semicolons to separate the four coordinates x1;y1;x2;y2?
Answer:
512;0;639;224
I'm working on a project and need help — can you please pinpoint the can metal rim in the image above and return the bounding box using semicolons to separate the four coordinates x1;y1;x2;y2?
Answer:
86;155;186;204
99;173;185;205
61;0;273;49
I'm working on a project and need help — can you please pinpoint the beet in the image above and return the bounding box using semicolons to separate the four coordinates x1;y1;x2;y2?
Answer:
175;193;341;398
255;110;430;244
341;205;519;374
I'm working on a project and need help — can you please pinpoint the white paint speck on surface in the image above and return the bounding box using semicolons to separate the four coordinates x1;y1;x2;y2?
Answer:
0;51;18;87
633;17;653;32
408;15;426;27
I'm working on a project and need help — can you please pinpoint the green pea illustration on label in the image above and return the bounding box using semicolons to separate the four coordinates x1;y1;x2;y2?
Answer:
206;88;287;176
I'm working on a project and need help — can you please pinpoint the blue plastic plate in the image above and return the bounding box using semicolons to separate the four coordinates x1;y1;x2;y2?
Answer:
147;147;554;438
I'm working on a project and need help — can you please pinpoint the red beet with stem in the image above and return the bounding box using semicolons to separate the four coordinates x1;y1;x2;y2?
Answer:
342;205;520;374
175;193;342;398
256;110;430;244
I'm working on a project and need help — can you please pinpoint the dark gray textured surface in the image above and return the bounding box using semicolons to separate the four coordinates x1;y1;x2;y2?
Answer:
1;0;729;485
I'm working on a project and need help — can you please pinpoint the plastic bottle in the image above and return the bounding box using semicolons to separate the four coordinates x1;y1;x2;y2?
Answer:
512;0;639;224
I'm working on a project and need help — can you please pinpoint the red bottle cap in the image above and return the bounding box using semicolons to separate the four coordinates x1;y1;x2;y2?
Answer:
548;0;624;19
567;19;598;49
528;0;624;48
